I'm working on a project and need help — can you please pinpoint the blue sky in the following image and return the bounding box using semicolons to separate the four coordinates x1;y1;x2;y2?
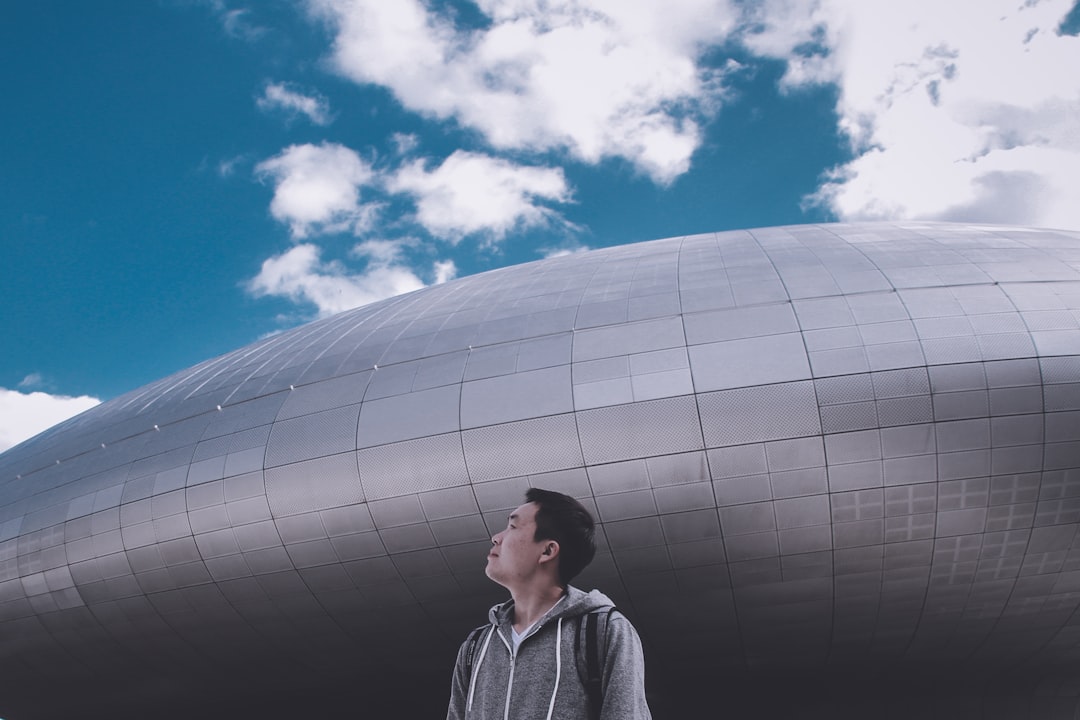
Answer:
2;0;1079;452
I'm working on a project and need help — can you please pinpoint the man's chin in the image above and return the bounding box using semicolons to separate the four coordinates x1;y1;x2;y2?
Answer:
484;563;506;586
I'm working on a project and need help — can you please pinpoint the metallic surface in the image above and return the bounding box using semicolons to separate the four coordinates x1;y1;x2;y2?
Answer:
4;222;1080;717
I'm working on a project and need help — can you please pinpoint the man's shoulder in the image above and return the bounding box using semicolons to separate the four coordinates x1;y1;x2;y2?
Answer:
465;622;491;639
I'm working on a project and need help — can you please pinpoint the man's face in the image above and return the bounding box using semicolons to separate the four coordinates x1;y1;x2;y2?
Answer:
485;502;550;587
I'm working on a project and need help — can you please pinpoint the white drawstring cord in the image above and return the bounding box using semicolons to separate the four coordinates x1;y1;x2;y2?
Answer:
467;625;494;714
544;618;563;720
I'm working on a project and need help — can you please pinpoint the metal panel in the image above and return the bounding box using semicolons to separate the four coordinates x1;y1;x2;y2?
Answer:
356;384;460;448
460;365;573;428
515;333;573;372
689;333;812;391
417;486;480;522
462;414;583;481
698;381;821;447
572;317;686;362
683;304;799;345
412;350;469;391
573;376;634;410
577;396;704;465
363;361;420;400
275;372;371;421
264;453;363;516
357;432;469;500
653;481;715;513
793;297;856;329
264;404;360;468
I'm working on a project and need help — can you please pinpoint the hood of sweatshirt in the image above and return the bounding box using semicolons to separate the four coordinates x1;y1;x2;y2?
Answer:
486;585;614;631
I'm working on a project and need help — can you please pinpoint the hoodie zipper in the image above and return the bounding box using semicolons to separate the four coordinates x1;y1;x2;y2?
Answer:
494;617;563;720
498;629;515;720
504;653;516;720
486;594;574;719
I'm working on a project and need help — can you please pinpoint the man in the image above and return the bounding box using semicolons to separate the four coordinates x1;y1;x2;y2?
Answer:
446;488;652;720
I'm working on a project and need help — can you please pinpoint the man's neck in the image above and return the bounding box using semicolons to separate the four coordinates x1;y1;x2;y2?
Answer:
510;584;566;634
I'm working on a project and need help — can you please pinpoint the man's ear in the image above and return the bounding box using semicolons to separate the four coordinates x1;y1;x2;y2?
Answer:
538;540;560;565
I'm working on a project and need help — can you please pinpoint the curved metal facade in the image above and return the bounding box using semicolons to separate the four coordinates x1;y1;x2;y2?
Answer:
4;222;1080;717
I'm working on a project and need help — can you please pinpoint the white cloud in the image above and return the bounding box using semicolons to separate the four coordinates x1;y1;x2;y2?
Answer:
350;237;413;265
257;82;333;125
390;132;420;155
433;259;457;284
747;0;1080;230
539;243;591;259
0;388;100;454
18;373;44;389
198;1;267;41
255;142;378;238
248;241;453;317
309;0;741;183
386;150;573;242
217;154;246;178
221;8;266;41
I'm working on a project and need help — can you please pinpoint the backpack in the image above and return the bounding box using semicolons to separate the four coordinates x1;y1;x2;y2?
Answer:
463;606;619;720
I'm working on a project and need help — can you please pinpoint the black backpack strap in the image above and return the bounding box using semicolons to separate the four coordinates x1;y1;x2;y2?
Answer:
464;624;490;678
580;607;618;720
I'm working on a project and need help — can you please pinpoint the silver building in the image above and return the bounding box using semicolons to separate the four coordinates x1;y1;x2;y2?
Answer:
3;222;1080;718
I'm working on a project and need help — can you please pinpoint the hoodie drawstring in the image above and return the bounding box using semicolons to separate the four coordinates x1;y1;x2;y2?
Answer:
544;617;563;720
467;624;494;714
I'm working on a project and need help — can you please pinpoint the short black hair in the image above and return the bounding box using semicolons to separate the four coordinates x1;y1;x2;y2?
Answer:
525;487;596;586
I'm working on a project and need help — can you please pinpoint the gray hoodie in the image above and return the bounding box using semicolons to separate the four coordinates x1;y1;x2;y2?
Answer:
446;586;652;720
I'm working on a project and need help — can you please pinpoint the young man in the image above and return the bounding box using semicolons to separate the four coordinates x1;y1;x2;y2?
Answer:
446;488;652;720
